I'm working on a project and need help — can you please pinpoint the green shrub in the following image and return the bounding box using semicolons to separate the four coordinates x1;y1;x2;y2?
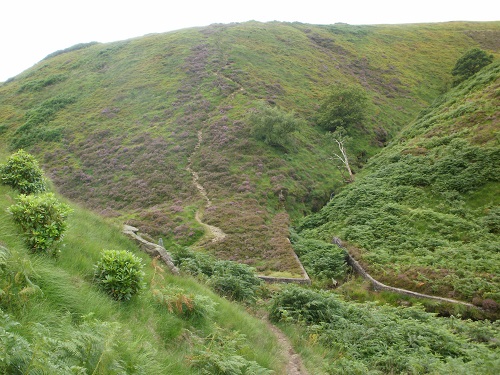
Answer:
452;48;494;85
293;238;348;281
9;193;71;255
0;150;47;194
269;285;343;324
172;248;262;303
172;247;215;277
249;101;303;151
209;261;262;302
93;250;144;301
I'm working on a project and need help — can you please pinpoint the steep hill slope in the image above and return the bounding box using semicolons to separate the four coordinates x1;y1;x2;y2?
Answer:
1;21;499;275
0;181;286;374
298;61;500;306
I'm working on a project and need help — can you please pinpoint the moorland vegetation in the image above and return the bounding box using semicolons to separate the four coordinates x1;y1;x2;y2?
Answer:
0;20;499;374
1;21;499;276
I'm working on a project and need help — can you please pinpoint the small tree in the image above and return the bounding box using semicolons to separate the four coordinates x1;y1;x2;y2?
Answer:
249;102;303;151
316;84;369;131
9;193;72;255
0;150;46;194
94;250;144;301
329;127;354;182
452;48;493;85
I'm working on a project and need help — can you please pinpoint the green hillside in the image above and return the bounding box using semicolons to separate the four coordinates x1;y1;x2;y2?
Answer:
1;20;500;375
298;60;500;306
1;153;498;374
0;182;285;374
1;21;499;276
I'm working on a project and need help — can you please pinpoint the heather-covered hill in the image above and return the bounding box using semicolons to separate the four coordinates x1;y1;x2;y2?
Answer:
298;61;500;306
1;21;499;275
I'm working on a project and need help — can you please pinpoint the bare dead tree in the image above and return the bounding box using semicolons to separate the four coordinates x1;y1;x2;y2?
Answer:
329;127;354;183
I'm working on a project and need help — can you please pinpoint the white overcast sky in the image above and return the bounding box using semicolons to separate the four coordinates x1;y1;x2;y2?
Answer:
1;0;498;81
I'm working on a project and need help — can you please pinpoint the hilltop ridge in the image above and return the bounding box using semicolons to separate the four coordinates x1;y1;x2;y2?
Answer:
0;20;499;276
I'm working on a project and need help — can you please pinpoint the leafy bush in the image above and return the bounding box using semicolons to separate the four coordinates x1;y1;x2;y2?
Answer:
0;150;46;194
9;193;71;255
292;238;347;281
249;101;303;150
209;261;262;302
172;248;262;302
316;83;369;131
452;48;494;85
191;326;273;375
172;247;215;277
269;285;342;324
93;250;144;301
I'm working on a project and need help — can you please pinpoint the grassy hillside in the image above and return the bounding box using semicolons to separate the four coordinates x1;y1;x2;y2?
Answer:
298;61;500;306
1;21;499;275
0;181;286;373
1;154;499;375
272;285;500;374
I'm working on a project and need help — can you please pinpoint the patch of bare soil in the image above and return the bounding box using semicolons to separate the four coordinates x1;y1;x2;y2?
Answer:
266;321;309;375
187;130;227;243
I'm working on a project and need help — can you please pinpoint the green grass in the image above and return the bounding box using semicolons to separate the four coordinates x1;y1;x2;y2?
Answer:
271;285;500;374
0;183;285;374
1;21;498;274
298;62;500;306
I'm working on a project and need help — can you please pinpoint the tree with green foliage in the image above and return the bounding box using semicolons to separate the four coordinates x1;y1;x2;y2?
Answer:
452;48;493;85
94;250;145;301
0;150;47;194
9;193;72;255
316;84;369;131
249;102;303;151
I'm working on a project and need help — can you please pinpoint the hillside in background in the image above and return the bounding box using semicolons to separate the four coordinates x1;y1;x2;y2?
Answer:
1;20;499;277
298;60;500;305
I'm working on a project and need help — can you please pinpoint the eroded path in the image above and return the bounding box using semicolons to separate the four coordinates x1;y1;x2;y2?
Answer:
187;130;309;373
186;130;226;243
269;324;309;375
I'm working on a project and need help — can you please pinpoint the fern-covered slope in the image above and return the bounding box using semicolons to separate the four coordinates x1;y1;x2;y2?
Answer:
298;61;500;305
0;21;499;275
0;182;285;374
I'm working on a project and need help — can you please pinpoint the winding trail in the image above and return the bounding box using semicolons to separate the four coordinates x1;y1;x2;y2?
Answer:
186;130;226;243
186;129;309;373
267;321;309;375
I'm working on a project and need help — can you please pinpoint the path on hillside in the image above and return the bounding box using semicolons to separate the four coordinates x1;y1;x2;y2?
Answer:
186;130;226;243
187;130;309;373
266;320;309;375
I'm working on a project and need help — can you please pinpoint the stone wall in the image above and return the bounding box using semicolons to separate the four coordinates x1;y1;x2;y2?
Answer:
123;225;179;275
337;238;475;308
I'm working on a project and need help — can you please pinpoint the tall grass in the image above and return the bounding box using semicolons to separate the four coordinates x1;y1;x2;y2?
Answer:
0;181;284;374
